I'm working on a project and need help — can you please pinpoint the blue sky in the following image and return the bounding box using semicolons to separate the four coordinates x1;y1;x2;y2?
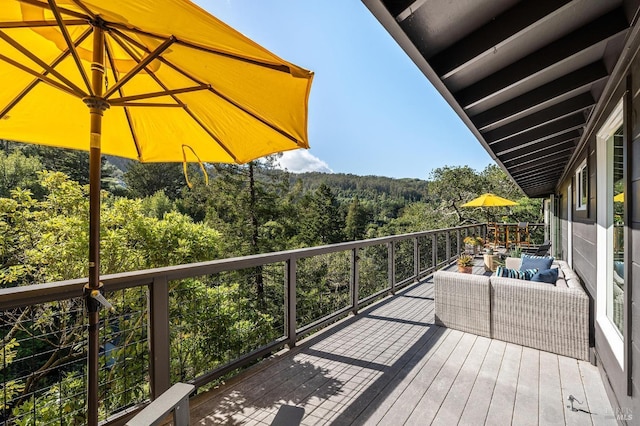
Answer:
194;0;494;180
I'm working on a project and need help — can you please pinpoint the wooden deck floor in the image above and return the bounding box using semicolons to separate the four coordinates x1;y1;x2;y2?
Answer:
190;269;615;425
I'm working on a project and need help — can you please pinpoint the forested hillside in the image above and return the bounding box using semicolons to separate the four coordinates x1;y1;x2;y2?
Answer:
0;142;543;265
291;172;429;202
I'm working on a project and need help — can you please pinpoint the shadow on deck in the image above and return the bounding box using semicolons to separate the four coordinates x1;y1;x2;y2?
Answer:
189;271;615;425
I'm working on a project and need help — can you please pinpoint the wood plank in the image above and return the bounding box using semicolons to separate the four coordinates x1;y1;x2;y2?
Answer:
403;333;478;424
558;355;592;426
512;347;540;425
538;351;565;425
485;343;523;424
457;339;507;425
351;328;460;425
426;336;492;426
579;360;618;425
380;330;473;425
329;322;446;424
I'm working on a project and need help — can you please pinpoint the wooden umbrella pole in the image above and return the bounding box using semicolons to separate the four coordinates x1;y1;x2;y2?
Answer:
84;23;109;426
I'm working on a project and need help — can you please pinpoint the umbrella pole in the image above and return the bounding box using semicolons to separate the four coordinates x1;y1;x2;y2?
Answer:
85;24;108;426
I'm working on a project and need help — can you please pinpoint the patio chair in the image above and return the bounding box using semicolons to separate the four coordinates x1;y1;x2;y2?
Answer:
521;240;551;256
516;222;530;246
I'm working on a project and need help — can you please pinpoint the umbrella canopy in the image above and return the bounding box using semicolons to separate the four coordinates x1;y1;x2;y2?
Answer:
0;0;313;162
461;193;518;208
0;1;313;424
614;192;624;202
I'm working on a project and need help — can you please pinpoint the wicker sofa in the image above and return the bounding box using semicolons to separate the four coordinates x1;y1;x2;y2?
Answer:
434;259;589;360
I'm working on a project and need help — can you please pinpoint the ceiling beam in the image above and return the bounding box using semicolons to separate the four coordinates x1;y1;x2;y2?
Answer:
520;177;559;190
472;61;608;129
511;163;565;180
507;151;573;174
497;128;579;158
457;9;628;108
489;112;585;153
482;93;594;143
519;177;560;189
502;143;574;167
429;0;572;77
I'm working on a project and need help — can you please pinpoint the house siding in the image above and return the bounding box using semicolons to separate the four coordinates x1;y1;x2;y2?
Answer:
584;51;640;421
554;46;640;421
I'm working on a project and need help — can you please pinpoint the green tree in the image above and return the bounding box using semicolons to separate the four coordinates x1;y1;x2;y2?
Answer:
0;151;42;198
344;196;370;240
123;162;187;200
299;183;344;245
428;165;484;225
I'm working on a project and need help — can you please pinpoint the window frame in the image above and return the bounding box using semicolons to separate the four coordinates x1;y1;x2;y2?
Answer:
575;160;588;211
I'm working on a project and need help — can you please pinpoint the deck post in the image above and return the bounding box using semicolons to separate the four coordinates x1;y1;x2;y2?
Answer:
456;229;462;257
413;237;419;281
445;231;451;263
148;275;171;400
351;248;359;314
432;233;437;272
388;241;395;294
285;258;297;348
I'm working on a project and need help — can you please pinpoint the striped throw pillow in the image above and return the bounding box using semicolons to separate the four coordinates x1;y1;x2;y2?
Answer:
495;266;538;281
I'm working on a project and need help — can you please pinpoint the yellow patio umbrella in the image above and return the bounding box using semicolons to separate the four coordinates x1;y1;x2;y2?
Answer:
461;193;519;207
0;1;313;423
462;193;518;225
614;192;624;202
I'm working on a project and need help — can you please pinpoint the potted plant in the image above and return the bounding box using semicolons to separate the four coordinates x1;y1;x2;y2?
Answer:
457;253;474;273
464;236;484;255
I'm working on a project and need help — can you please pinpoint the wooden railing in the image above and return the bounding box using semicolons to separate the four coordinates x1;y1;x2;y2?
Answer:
0;223;484;425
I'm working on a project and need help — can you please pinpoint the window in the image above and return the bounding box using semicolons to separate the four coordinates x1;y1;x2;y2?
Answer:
576;160;587;210
596;100;624;366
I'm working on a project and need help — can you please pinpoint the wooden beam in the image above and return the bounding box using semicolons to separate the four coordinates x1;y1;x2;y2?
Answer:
483;93;593;143
499;131;578;161
489;112;586;154
430;0;572;77
502;143;574;167
457;9;628;108
472;61;608;129
507;151;573;174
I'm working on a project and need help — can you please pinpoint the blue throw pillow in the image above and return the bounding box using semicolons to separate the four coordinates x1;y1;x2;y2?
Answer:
495;266;538;281
531;268;559;285
521;254;554;271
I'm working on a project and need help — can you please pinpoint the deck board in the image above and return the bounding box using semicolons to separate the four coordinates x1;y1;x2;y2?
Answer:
190;271;616;425
430;336;491;426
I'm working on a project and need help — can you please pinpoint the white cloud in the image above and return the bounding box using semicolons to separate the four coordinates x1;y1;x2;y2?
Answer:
277;150;333;173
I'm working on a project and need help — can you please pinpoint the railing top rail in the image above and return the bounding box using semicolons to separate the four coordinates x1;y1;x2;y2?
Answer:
0;223;482;310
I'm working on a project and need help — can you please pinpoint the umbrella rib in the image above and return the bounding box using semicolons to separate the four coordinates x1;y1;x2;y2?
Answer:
0;19;86;29
111;102;184;108
103;36;176;99
109;25;293;75
0;29;88;98
174;39;293;74
110;31;303;145
18;0;89;21
109;86;210;105
0;52;83;99
0;26;92;119
154;57;301;144
104;41;142;161
70;0;96;20
47;0;93;95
